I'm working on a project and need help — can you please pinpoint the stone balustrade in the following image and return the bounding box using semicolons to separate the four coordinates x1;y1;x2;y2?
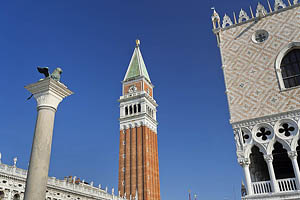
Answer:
278;178;297;192
252;181;272;194
0;163;126;200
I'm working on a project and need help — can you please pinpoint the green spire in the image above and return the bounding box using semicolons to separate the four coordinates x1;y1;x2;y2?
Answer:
123;40;151;82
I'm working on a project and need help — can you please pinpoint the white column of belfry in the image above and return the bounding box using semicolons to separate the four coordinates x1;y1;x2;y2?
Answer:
24;77;73;200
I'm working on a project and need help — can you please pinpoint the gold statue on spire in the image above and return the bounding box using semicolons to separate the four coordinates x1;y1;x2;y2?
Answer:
136;39;140;47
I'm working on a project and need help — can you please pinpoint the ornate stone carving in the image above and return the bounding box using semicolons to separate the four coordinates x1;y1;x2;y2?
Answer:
234;129;243;150
288;151;298;159
239;9;250;23
264;154;273;162
274;0;287;11
13;157;17;167
239;158;251;166
256;2;267;17
222;14;233;28
211;8;221;29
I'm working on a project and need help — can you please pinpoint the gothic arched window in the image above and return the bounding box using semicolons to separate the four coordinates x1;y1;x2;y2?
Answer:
280;49;300;89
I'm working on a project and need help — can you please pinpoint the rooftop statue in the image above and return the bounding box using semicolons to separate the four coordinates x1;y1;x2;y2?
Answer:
37;66;63;82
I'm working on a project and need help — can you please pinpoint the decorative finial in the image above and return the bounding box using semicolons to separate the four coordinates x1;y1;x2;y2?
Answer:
250;6;254;18
13;157;17;167
0;152;2;164
136;39;140;47
267;0;273;12
233;12;237;24
211;7;220;29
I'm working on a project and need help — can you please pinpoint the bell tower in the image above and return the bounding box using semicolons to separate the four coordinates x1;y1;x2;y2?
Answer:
118;40;160;200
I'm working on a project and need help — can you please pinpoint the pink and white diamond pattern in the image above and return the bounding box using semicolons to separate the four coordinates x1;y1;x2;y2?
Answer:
219;7;300;123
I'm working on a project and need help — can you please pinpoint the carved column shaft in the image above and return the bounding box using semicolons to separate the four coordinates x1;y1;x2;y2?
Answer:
288;151;300;190
240;159;253;195
264;155;280;193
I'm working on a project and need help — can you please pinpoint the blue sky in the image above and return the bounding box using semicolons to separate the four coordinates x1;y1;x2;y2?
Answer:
0;0;273;199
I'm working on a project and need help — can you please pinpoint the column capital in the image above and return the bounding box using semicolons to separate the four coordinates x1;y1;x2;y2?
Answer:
288;151;298;159
238;158;250;166
25;77;73;110
264;154;273;162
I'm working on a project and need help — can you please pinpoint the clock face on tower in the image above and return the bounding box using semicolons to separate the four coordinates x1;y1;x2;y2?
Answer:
128;85;137;93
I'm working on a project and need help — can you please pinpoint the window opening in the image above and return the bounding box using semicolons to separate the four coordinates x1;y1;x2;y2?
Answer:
280;49;300;88
249;146;270;182
272;142;295;180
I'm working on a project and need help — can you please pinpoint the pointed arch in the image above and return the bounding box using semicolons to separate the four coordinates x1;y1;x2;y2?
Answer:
272;142;295;179
249;145;270;182
245;142;267;159
267;138;291;154
274;0;286;11
222;14;233;28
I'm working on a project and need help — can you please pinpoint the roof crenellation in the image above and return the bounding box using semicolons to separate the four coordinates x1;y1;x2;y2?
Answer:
211;0;299;32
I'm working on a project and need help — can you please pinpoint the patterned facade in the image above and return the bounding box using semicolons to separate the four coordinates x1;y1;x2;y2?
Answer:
213;1;300;199
118;41;160;200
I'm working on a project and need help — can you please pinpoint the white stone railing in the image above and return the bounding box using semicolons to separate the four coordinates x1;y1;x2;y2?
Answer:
278;178;297;192
0;163;127;200
0;163;27;178
252;181;272;194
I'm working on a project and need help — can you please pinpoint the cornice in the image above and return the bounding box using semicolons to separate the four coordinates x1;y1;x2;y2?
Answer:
118;92;157;107
232;109;300;129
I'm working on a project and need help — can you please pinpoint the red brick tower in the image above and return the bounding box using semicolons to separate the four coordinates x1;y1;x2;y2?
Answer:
118;40;160;200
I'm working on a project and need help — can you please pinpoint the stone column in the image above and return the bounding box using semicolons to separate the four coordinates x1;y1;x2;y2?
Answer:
288;151;300;190
24;77;73;200
239;158;253;195
264;155;280;193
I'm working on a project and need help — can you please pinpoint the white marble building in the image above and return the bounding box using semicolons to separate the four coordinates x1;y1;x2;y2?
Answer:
0;155;126;200
213;0;300;199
